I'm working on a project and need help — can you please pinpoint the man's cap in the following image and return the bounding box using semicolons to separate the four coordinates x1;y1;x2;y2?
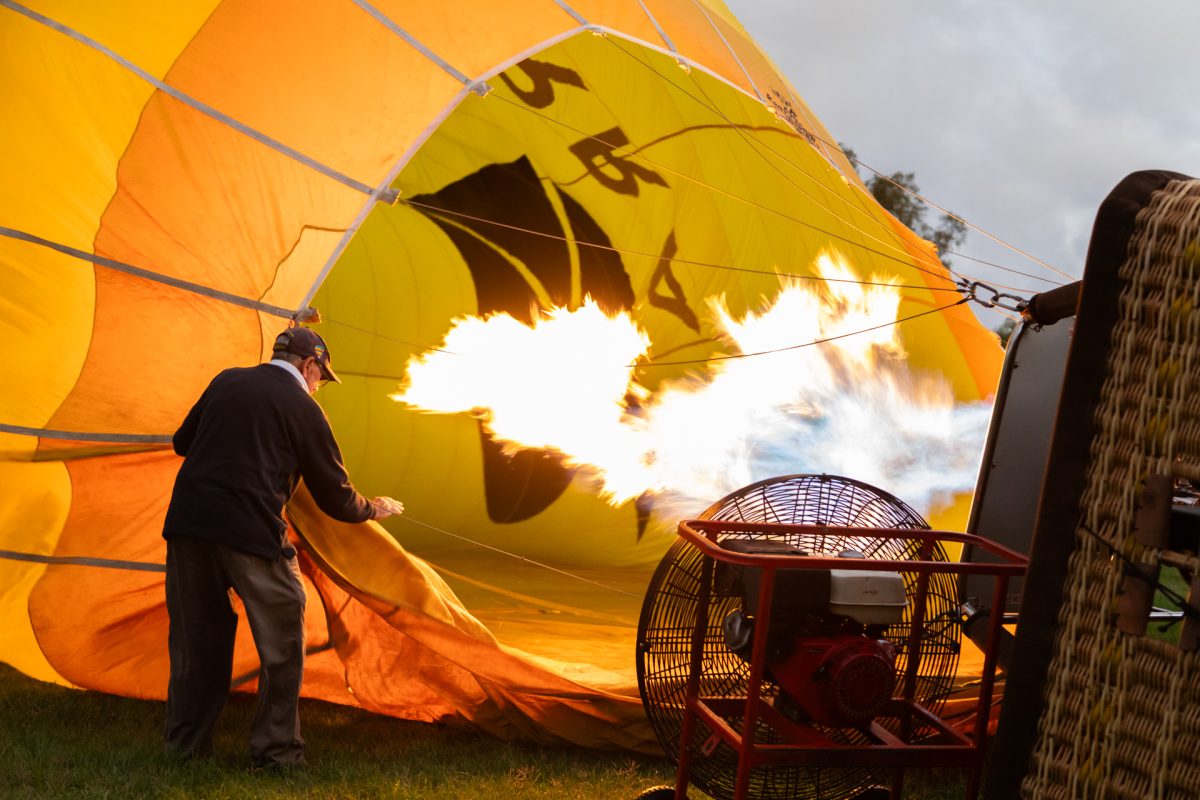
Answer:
273;327;340;383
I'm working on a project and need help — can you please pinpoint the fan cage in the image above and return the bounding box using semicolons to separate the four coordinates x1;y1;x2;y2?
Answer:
636;474;962;800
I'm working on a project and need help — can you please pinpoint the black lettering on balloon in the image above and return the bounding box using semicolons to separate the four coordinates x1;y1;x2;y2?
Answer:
478;420;575;525
766;88;817;145
568;127;668;196
498;58;586;109
647;231;700;332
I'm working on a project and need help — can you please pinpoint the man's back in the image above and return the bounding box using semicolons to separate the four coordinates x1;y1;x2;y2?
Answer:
163;364;368;557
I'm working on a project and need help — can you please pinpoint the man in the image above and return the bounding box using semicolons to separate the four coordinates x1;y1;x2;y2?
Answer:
162;326;402;768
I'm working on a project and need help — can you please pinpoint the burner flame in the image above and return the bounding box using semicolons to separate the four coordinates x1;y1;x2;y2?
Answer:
393;252;990;517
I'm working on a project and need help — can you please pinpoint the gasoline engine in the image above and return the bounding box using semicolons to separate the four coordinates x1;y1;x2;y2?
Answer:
716;540;907;729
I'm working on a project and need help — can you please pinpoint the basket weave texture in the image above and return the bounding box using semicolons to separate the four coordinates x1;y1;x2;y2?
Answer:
1022;179;1200;799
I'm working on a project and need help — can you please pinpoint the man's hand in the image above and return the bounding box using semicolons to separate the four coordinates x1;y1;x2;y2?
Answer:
369;496;405;520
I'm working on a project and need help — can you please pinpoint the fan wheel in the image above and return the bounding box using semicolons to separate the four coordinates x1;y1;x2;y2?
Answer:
636;474;961;800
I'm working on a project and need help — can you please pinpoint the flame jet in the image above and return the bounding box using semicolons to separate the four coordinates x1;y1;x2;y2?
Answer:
0;1;1001;751
395;252;992;514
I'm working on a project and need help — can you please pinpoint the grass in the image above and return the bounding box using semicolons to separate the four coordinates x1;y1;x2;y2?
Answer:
1150;565;1192;645
0;663;674;800
0;663;968;799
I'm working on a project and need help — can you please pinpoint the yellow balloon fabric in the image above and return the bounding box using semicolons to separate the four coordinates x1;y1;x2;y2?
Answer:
0;0;1001;750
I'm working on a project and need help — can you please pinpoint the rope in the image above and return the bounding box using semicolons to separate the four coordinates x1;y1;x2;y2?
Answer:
491;92;960;289
398;515;642;599
635;0;678;55
0;530;640;609
851;157;1076;282
634;297;971;367
320;315;457;354
402;198;962;293
317;293;1005;381
330;291;1005;378
601;36;947;280
944;249;1067;290
600;35;1071;288
422;559;638;625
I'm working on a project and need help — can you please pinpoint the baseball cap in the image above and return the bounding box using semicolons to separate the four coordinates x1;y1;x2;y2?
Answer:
272;327;340;384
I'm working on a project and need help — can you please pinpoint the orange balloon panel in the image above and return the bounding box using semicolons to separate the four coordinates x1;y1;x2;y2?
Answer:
0;0;1002;753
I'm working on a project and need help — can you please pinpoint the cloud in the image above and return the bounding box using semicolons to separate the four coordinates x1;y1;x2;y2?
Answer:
726;1;1200;305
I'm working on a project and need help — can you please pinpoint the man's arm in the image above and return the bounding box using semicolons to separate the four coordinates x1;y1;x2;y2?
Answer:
296;405;401;523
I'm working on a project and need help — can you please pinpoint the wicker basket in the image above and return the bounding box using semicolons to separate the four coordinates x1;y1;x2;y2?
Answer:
991;172;1200;799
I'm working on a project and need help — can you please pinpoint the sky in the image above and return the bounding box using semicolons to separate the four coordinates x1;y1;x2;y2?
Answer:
725;1;1200;327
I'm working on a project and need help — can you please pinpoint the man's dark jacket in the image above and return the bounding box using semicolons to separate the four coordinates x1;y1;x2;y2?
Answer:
163;363;372;558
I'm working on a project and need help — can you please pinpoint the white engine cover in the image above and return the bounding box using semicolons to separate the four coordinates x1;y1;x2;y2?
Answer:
827;569;908;625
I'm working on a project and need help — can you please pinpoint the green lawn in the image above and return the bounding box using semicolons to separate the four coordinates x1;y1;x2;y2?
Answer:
0;663;968;799
0;663;675;800
1151;565;1192;645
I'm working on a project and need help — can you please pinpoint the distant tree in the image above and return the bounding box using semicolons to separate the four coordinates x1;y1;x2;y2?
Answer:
841;145;966;269
840;145;1020;348
995;317;1017;347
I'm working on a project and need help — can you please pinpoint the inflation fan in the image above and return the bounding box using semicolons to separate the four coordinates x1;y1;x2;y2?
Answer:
635;474;1022;800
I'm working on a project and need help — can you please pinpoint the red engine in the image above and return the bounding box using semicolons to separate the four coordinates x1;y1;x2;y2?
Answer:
717;539;907;729
770;634;897;727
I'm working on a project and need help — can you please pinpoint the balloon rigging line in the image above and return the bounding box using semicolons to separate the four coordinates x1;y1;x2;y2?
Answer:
684;69;1064;295
320;316;457;355
553;121;809;186
943;250;1065;288
398;515;642;599
654;28;1072;289
603;35;977;287
0;1;398;205
501;76;1040;301
633;297;971;368
333;295;988;374
0;227;308;320
418;559;639;626
491;93;959;289
849;156;1076;282
420;208;559;308
686;90;1056;296
600;36;942;278
673;67;1048;299
680;63;1019;299
602;35;1071;288
403;196;964;293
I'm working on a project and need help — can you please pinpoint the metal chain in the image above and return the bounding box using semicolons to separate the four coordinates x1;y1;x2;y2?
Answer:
957;279;1030;313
